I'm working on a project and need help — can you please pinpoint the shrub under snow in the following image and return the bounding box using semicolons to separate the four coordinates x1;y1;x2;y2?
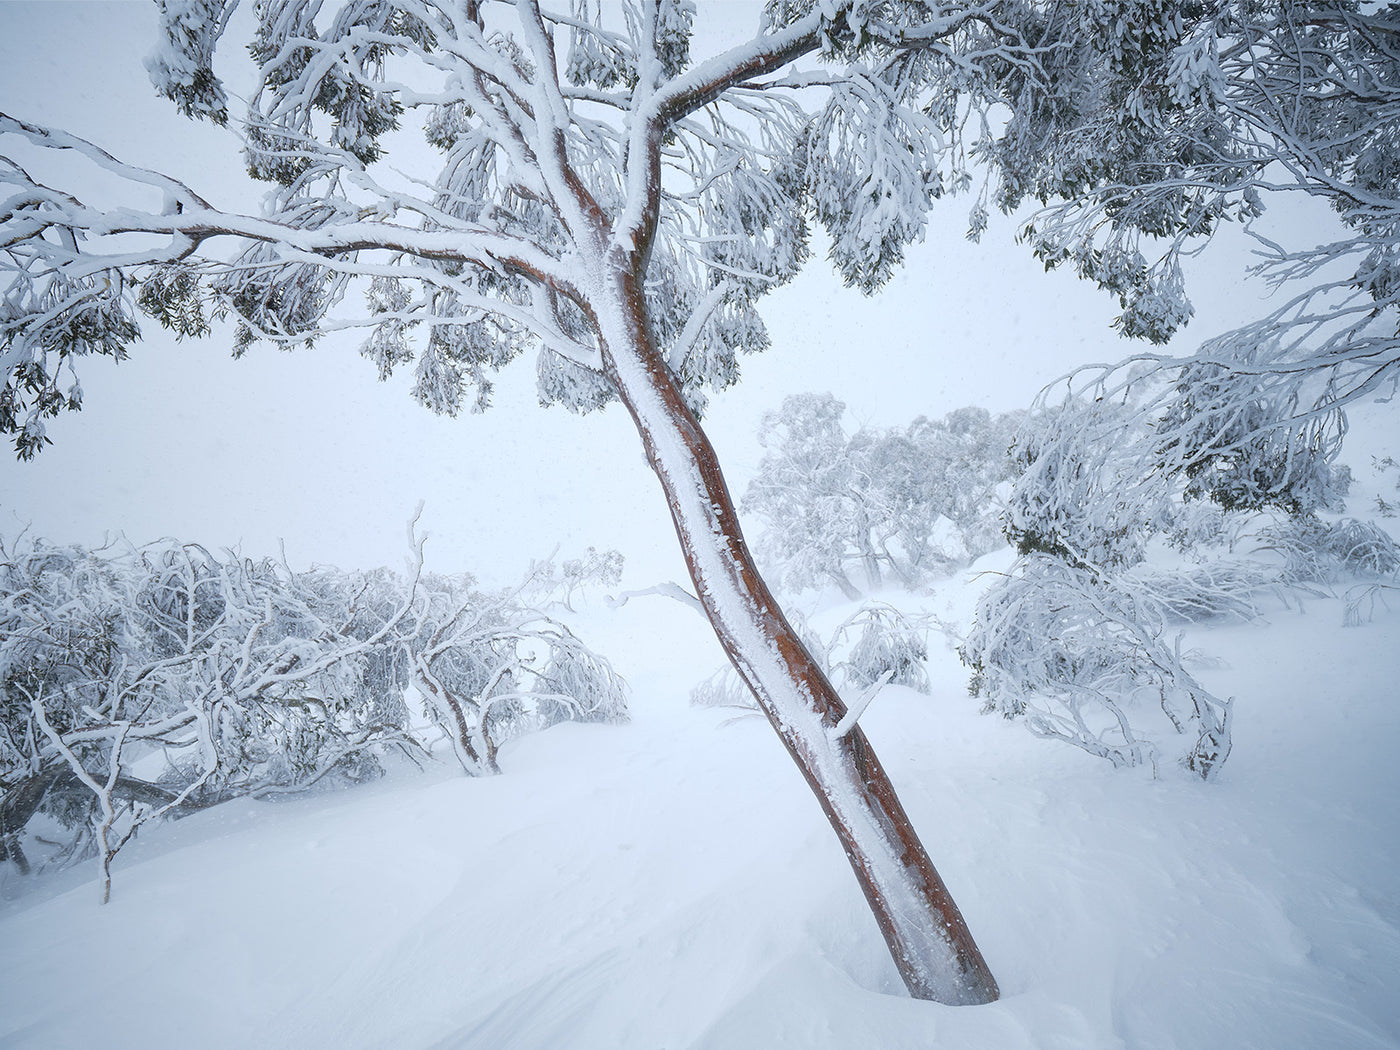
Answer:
691;602;932;711
961;554;1233;779
0;532;625;896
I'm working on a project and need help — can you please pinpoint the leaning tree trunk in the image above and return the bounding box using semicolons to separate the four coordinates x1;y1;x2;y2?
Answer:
592;269;999;1006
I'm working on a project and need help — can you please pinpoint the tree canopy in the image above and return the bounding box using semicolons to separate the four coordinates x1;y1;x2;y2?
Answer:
5;3;1394;461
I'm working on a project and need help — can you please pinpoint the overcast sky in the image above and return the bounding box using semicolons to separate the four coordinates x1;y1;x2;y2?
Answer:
0;1;1368;590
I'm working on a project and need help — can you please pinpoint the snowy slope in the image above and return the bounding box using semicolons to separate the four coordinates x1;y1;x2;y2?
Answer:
2;573;1397;1050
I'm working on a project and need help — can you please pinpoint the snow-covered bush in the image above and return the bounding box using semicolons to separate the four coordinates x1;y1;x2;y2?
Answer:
744;394;1021;596
1159;356;1353;517
827;604;931;694
1257;516;1400;583
1127;561;1279;624
1005;398;1167;572
0;532;626;895
0;541;139;885
962;555;1233;779
1162;501;1248;557
407;570;627;776
524;546;625;612
742;393;864;597
973;370;1400;779
531;629;629;728
974;396;1262;779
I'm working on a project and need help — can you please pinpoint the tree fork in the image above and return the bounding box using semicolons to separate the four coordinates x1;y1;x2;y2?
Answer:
596;272;998;1006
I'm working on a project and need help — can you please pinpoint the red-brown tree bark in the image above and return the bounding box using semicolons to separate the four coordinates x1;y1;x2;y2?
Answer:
592;267;998;1005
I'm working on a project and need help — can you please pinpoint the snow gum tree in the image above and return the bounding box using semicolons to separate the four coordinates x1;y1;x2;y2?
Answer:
15;0;1385;1002
968;397;1239;778
953;0;1399;784
0;0;1043;1003
744;393;1021;596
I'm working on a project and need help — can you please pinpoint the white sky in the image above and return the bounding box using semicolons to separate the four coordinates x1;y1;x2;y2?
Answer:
0;1;1365;587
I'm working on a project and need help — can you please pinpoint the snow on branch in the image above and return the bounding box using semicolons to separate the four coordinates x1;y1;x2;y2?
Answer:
604;580;703;616
962;553;1234;780
830;668;895;739
4;0;1051;459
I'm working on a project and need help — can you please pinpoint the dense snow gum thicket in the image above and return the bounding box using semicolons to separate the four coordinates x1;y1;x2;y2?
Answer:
4;519;1399;1047
963;389;1399;779
0;531;625;897
744;394;1022;597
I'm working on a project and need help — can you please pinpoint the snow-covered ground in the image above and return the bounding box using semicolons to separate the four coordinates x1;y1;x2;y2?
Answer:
3;554;1397;1049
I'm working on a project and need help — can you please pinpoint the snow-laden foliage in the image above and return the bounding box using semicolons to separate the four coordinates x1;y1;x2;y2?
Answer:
0;268;139;459
1005;396;1166;573
1256;516;1400;585
993;2;1400;497
744;393;1021;596
0;3;882;445
0;532;625;896
145;0;233;125
826;602;931;694
1161;354;1354;517
971;388;1393;778
0;1;1069;459
1007;386;1354;569
962;553;1234;779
